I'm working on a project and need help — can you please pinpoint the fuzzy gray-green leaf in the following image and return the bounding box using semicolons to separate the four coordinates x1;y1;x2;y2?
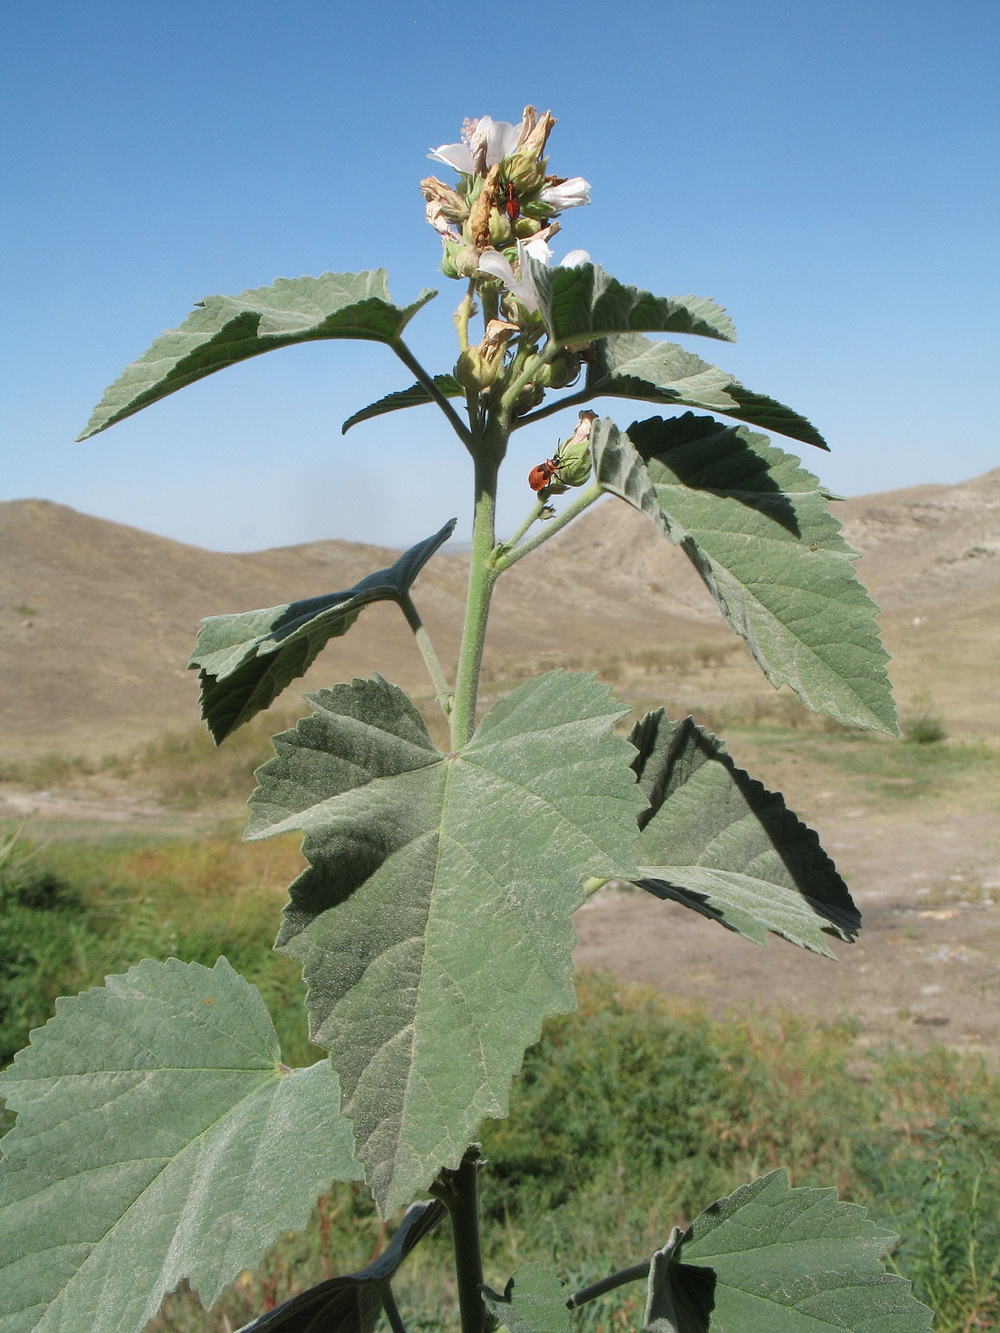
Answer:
342;374;463;434
530;262;735;345
78;271;436;438
246;672;643;1216
482;1265;571;1333
189;519;456;742
587;335;827;449
593;415;897;735
629;710;859;955
644;1170;933;1333
0;957;360;1333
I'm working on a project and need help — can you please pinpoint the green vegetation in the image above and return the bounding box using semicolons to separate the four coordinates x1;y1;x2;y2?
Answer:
1;832;997;1331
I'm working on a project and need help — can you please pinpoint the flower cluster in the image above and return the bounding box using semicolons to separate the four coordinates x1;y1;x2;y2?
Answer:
420;107;590;304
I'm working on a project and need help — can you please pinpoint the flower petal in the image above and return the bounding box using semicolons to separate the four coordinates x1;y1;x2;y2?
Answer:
559;249;591;268
428;141;475;173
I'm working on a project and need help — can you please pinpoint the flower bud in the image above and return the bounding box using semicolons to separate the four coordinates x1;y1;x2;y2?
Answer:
546;347;583;391
454;347;493;392
455;242;483;277
554;436;591;487
503;150;545;195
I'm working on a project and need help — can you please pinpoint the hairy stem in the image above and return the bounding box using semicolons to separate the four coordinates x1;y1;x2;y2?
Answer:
493;481;602;574
451;449;500;747
391;339;471;446
512;383;595;431
504;498;545;550
431;1152;486;1333
567;1263;649;1309
398;593;452;717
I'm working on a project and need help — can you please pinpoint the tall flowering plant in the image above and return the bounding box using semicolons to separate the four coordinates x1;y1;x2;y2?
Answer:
0;108;931;1333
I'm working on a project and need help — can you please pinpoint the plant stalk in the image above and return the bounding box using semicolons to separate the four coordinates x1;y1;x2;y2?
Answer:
451;449;500;747
431;1153;487;1333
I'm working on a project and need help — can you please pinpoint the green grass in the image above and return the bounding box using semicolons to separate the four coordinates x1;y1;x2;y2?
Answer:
2;834;998;1333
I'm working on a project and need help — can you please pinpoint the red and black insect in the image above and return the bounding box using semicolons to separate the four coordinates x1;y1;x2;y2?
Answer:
528;447;564;492
503;181;521;222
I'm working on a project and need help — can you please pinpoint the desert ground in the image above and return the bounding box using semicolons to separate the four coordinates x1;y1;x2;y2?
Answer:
2;468;998;1059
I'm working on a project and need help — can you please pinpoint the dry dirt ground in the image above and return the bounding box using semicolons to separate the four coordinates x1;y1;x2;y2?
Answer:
2;470;998;1060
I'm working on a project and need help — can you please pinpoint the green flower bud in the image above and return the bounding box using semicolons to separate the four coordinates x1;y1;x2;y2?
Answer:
546;348;582;391
455;242;483;278
503;150;545;195
555;435;591;487
488;209;515;248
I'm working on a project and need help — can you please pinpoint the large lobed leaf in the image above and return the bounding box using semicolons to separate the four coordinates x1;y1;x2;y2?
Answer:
530;262;736;346
592;415;897;735
246;672;643;1217
587;334;828;450
341;374;463;434
77;271;436;438
0;957;360;1333
189;518;456;742
482;1265;571;1333
644;1170;933;1333
233;1200;445;1333
629;710;859;955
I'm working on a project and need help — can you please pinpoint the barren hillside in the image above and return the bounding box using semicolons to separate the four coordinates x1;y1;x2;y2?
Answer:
2;467;998;757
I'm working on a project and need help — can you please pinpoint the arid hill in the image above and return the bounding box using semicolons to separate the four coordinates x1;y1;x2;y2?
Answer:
2;467;998;758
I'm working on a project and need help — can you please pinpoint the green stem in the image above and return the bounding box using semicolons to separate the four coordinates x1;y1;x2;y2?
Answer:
431;1152;486;1333
504;498;544;550
566;1263;649;1309
391;339;472;446
493;481;603;574
398;593;453;718
451;449;500;748
376;1281;410;1333
509;384;595;431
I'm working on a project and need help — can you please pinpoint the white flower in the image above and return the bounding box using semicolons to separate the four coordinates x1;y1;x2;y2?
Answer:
428;116;523;175
539;176;591;210
477;243;540;312
477;243;592;314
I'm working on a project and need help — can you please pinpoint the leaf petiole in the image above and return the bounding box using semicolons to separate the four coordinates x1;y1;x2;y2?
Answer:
391;338;473;446
398;593;453;718
566;1262;649;1309
493;481;603;574
377;1280;410;1333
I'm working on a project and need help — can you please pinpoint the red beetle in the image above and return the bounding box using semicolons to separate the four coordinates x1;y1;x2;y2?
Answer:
528;449;563;492
503;182;521;222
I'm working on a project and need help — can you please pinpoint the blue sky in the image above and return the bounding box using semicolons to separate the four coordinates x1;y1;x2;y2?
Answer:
4;0;998;551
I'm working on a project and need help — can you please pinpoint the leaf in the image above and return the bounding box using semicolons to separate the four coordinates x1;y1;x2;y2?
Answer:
587;335;828;450
246;672;643;1216
0;957;361;1333
530;261;736;345
592;415;897;735
233;1200;445;1333
77;271;436;438
628;710;859;955
482;1265;571;1333
341;374;463;434
189;518;457;743
644;1169;933;1333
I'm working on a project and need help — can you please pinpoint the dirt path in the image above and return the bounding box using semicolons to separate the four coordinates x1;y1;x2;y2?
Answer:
576;802;1000;1062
